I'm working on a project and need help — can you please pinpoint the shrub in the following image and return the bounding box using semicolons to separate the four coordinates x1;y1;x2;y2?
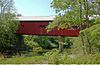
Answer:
44;49;68;64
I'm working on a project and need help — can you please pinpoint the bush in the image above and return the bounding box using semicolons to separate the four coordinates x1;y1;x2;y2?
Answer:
44;49;100;64
44;49;68;64
0;13;19;54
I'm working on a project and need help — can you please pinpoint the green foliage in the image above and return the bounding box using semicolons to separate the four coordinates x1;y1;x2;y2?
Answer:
24;35;40;49
48;0;100;30
64;37;73;48
33;36;73;49
66;54;100;64
0;13;19;51
34;36;53;49
0;0;19;52
94;18;100;24
49;0;100;54
81;23;100;53
24;35;73;50
81;24;100;45
0;51;100;64
44;49;100;64
44;49;68;64
0;56;47;64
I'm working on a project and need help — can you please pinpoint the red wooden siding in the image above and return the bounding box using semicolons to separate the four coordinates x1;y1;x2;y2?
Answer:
16;21;80;37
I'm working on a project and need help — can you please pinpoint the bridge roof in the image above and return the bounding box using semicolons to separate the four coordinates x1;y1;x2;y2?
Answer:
16;16;54;21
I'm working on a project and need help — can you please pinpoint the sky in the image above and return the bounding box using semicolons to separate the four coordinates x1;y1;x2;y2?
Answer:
14;0;55;16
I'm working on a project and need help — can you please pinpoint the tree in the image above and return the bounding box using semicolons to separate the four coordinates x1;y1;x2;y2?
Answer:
0;0;19;54
48;0;100;53
81;17;100;53
0;0;14;14
48;0;100;29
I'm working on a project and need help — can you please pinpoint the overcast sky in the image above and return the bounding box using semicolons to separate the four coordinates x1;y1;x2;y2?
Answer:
14;0;55;16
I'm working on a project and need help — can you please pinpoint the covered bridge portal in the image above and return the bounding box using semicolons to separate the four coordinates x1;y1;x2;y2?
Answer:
16;16;80;37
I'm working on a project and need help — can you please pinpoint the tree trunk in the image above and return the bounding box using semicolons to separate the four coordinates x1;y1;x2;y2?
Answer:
97;45;100;53
83;0;89;28
80;33;87;54
58;37;64;53
84;33;92;54
98;2;100;15
59;41;64;53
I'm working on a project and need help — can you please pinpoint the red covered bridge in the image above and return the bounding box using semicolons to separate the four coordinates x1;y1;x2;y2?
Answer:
16;16;80;37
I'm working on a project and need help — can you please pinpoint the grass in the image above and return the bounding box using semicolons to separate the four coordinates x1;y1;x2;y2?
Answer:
0;36;100;64
0;51;48;64
0;54;100;64
0;49;100;64
0;55;47;64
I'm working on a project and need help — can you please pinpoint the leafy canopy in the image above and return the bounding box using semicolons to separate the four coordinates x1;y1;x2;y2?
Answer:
0;0;19;49
47;0;100;30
